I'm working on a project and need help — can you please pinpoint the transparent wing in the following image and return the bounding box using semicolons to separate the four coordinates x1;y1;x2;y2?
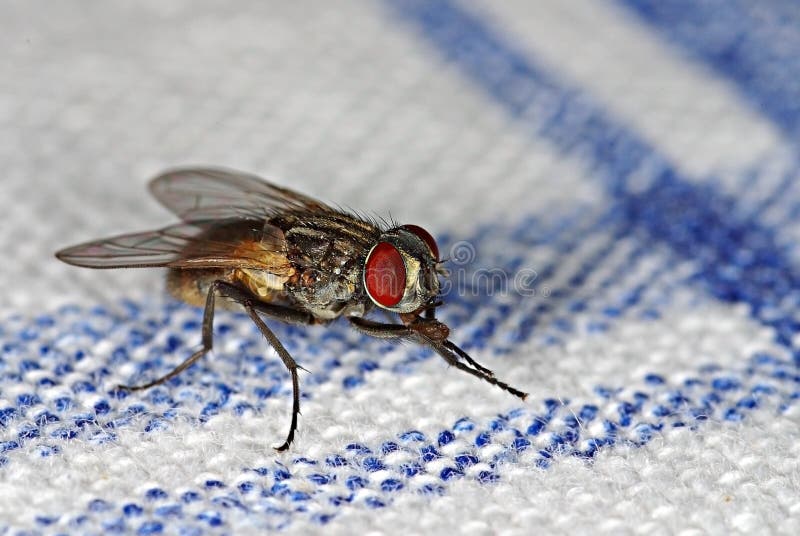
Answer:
55;221;292;273
149;167;332;222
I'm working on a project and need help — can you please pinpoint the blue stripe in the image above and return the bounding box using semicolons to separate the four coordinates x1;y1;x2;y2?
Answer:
617;0;800;142
384;0;800;356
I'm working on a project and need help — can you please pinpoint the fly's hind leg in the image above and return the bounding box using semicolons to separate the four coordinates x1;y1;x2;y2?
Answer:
117;279;233;392
120;279;314;451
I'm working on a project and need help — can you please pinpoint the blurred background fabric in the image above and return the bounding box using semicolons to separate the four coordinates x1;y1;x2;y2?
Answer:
1;0;799;533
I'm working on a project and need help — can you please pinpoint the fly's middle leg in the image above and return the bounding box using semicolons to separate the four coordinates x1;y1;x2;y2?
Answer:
120;279;314;450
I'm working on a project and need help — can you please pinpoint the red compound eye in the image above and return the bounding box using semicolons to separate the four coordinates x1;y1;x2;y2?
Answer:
402;224;439;260
365;242;406;307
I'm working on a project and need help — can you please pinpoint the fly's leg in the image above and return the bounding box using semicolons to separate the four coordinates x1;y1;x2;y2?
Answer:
243;301;315;450
430;339;528;400
442;340;495;378
347;316;411;339
243;307;301;451
120;279;313;451
117;279;230;392
347;317;527;400
357;315;493;377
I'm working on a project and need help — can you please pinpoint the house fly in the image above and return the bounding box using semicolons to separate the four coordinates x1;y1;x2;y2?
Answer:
56;168;527;450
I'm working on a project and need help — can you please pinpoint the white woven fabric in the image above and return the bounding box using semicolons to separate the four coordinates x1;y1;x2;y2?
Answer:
1;0;799;534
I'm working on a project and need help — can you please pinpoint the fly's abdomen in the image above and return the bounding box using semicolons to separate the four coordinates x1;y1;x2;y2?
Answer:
166;267;230;307
235;268;290;304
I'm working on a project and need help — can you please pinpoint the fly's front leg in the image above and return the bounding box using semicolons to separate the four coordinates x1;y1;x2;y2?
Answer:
429;339;528;400
442;339;495;378
348;316;527;401
348;316;413;339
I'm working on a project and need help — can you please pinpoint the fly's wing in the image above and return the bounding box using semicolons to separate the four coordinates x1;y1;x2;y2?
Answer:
149;167;332;222
55;221;293;274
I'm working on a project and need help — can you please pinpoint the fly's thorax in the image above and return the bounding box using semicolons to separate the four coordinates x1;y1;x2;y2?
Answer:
363;226;441;314
285;265;364;319
282;226;367;318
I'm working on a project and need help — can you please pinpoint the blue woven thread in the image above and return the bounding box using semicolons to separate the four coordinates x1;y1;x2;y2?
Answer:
618;0;800;143
7;342;797;531
0;214;607;462
613;0;800;241
2;213;798;530
0;211;770;462
2;2;799;531
384;0;800;361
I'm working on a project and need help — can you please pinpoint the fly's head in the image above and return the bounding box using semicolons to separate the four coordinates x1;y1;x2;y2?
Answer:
363;224;443;321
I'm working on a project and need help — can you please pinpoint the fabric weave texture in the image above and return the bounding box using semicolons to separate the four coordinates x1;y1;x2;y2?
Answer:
1;1;799;534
